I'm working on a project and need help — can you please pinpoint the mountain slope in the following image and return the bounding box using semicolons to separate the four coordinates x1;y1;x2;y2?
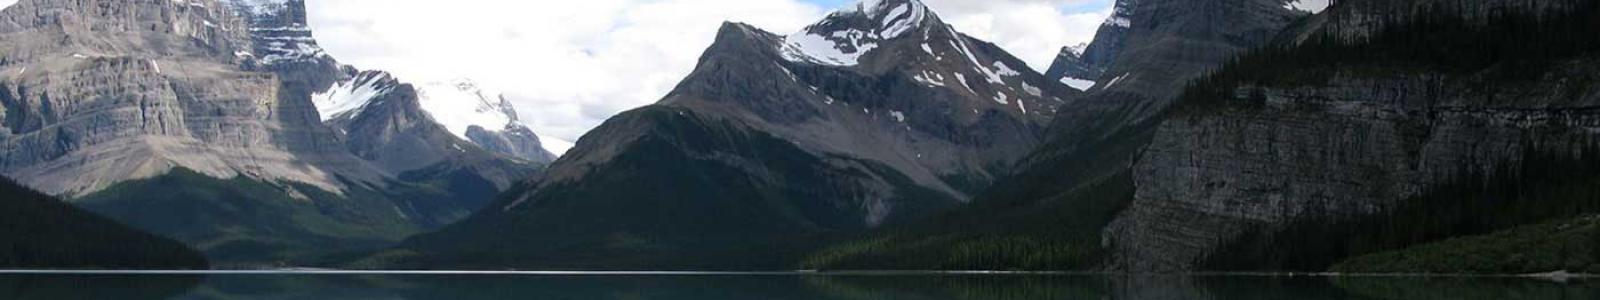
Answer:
803;0;1308;271
379;0;1080;269
0;176;207;269
806;0;1600;273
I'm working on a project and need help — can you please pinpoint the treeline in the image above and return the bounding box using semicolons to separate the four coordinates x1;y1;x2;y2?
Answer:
1178;0;1600;112
0;176;208;269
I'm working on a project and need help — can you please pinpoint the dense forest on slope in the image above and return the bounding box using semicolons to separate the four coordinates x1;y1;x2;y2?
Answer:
1331;214;1600;274
1183;0;1600;271
801;139;1144;270
74;168;468;267
0;176;207;269
1179;0;1600;112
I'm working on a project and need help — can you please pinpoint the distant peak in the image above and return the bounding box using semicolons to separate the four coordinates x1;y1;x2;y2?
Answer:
1066;43;1089;56
822;0;934;40
778;0;939;66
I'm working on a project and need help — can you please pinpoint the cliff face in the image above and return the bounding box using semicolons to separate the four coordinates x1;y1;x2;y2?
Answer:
0;0;379;197
1108;0;1600;271
0;0;546;265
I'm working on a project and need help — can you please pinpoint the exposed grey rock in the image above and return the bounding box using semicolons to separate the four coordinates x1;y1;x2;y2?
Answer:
0;0;383;197
1104;0;1600;271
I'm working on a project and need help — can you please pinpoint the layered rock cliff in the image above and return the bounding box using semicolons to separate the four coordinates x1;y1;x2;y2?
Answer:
1110;0;1600;271
0;0;550;264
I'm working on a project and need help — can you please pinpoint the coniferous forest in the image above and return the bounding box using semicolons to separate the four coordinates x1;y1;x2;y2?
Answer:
0;176;208;269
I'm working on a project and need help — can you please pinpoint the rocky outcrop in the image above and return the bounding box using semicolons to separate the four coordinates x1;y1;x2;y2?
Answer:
1105;0;1600;271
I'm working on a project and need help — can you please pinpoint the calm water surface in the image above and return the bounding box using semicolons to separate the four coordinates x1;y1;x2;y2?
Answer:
0;272;1595;299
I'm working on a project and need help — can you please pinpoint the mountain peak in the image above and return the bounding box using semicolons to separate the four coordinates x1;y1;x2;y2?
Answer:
777;0;938;66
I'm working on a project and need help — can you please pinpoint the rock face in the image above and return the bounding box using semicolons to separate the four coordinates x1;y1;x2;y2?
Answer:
1107;0;1600;271
389;0;1078;269
0;0;373;197
0;0;550;264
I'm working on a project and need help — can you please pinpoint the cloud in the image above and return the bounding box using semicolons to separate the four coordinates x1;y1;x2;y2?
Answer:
924;0;1110;69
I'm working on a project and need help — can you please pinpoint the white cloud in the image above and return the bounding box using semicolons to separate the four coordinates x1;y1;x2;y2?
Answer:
924;0;1110;69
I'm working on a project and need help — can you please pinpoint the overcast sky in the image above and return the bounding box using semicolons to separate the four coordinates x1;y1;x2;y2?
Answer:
0;0;1113;154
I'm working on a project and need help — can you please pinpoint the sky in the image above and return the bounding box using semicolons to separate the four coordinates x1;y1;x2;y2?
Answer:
0;0;1114;155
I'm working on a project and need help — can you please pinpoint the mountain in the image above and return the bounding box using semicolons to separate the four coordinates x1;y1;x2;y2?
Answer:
0;175;207;269
0;0;550;265
373;0;1080;269
316;71;558;167
808;0;1600;273
802;0;1311;271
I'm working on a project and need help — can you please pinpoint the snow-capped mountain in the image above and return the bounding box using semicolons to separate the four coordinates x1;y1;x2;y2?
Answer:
314;71;557;166
385;0;1080;269
0;0;542;264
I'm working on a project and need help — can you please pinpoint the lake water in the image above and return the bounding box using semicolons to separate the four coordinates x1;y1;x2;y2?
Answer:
0;271;1595;299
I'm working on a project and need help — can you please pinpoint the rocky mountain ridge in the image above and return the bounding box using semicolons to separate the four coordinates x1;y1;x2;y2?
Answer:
381;0;1081;269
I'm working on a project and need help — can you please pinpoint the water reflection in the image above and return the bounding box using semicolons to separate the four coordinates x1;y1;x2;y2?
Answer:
0;272;1594;299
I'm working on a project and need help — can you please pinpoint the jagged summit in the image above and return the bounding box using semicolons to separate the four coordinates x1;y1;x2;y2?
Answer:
778;0;937;66
313;71;556;164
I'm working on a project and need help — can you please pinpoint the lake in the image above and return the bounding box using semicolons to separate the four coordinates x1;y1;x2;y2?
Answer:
0;271;1595;299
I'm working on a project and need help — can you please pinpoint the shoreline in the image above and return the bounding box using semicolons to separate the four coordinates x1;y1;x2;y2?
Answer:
0;269;1593;279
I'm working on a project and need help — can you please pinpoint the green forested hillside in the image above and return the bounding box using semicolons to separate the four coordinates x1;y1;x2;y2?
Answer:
0;176;207;269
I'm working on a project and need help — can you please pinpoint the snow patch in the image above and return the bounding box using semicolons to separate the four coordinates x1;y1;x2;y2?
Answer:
890;111;906;123
992;61;1020;77
415;79;520;141
1022;83;1042;97
1102;73;1130;89
1060;77;1096;91
954;72;975;95
877;1;927;39
313;75;394;122
1283;0;1330;13
780;30;879;67
913;72;946;87
1104;16;1131;28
